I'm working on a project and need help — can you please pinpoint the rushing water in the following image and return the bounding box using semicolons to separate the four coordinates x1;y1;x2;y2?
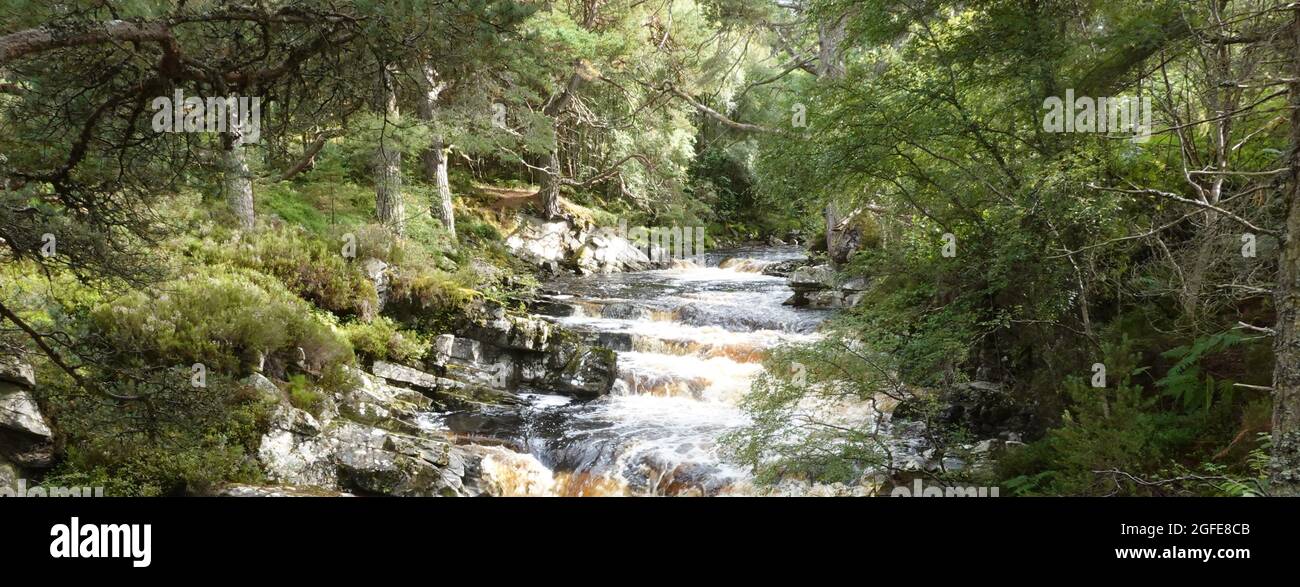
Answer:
443;246;832;496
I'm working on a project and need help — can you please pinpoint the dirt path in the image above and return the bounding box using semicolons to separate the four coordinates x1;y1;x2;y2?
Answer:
477;184;540;211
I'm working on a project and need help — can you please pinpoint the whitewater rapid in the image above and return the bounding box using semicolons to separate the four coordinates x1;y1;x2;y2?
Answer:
439;246;832;496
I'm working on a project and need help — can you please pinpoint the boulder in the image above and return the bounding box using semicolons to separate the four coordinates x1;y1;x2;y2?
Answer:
0;356;35;388
0;386;51;440
243;373;284;405
0;379;54;469
459;302;557;353
574;231;653;274
531;342;616;399
840;276;871;291
461;444;557;497
337;366;433;433
790;289;865;309
505;216;573;267
258;404;338;488
330;421;473;497
761;258;809;278
505;215;669;275
788;264;836;291
783;265;869;309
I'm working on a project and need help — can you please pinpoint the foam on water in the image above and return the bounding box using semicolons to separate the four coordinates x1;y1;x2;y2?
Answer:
518;246;831;495
435;246;833;495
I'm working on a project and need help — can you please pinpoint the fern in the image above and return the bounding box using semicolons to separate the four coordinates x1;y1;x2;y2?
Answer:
1154;332;1245;413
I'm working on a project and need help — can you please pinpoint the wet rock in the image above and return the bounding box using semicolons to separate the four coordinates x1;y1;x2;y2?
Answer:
531;342;616;398
597;302;654;320
438;408;528;447
789;264;835;291
761;258;809;277
459;444;556;497
591;331;634;351
526;296;579;317
447;302;615;399
676;302;783;331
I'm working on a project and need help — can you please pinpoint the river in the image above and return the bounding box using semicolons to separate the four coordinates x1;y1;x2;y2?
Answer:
437;246;832;496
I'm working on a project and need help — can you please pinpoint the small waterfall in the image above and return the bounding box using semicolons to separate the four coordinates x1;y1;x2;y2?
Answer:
718;257;773;273
520;246;829;495
475;446;559;497
435;246;832;496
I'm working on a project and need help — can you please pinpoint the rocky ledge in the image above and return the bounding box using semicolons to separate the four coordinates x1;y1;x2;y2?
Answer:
504;215;671;275
1;356;54;485
252;364;571;497
251;299;618;497
783;264;871;309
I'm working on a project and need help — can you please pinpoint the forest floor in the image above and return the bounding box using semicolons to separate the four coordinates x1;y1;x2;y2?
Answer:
478;184;540;211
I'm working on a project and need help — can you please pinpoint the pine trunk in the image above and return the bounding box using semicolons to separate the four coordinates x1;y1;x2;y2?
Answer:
1271;7;1300;495
374;67;404;234
428;139;455;237
417;64;455;238
540;150;563;220
223;132;255;231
